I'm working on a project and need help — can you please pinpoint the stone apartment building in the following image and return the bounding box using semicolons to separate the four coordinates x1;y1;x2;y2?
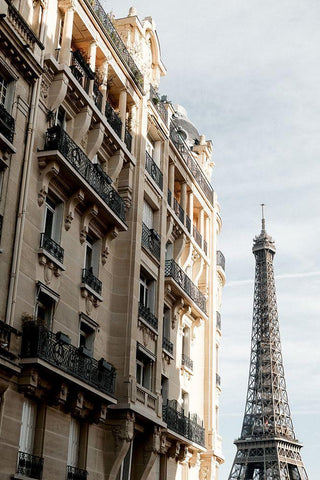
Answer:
0;1;225;479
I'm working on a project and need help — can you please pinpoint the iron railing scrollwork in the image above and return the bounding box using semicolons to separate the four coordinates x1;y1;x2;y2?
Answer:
70;50;95;93
170;122;213;204
181;353;193;371
67;466;88;480
0;319;19;360
138;302;158;330
145;151;163;190
105;101;122;138
21;323;116;395
17;451;44;479
162;336;173;355
40;233;64;264
124;127;132;152
165;259;207;314
44;126;126;223
162;400;205;446
93;80;103;110
216;250;225;271
0;103;15;143
141;223;161;261
173;197;185;224
149;84;168;124
82;268;102;296
193;225;202;248
84;0;144;92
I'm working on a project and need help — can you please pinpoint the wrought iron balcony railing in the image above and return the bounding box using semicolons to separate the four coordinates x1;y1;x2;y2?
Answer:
82;268;102;296
44;126;126;223
105;101;122;138
149;84;168;124
40;233;64;264
21;323;116;395
193;225;202;248
93;80;103;110
216;311;221;331
85;0;144;92
5;0;44;51
145;151;163;190
216;250;225;271
162;336;173;355
67;466;88;480
173;198;185;224
0;319;20;361
165;259;207;314
203;239;208;255
186;215;191;233
138;302;158;330
141;223;161;261
170;122;213;204
17;451;44;480
162;400;205;446
124;127;132;152
167;189;172;206
216;373;221;387
181;353;193;372
0;103;15;144
70;50;95;93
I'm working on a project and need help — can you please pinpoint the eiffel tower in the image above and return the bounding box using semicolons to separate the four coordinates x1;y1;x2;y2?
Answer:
228;207;308;480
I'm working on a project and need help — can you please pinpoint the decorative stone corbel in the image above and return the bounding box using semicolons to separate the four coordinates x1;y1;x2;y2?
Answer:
173;233;186;261
73;106;93;145
108;149;124;183
92;403;108;423
65;189;85;231
189;451;200;468
87;123;105;160
191;317;202;341
80;204;98;244
38;161;60;206
107;413;135;480
101;226;119;264
177;444;188;463
48;71;69;110
160;434;169;455
138;427;161;480
172;297;185;330
168;441;181;459
166;215;174;243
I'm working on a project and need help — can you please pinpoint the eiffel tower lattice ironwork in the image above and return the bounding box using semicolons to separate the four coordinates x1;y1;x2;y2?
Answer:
228;207;308;480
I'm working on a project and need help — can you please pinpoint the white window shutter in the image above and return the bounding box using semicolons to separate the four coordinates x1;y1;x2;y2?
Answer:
19;399;37;454
143;201;153;229
67;418;80;467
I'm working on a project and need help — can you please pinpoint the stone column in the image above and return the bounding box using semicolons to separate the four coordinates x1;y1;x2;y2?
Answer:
59;4;75;66
119;88;127;141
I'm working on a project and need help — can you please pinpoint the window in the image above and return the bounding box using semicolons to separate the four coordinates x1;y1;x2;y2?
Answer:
143;200;153;229
79;317;95;356
136;345;154;391
84;235;100;277
0;75;8;107
19;398;37;455
35;283;59;329
56;106;66;130
182;326;190;357
161;375;169;406
0;72;13;111
182;391;189;414
117;442;133;480
67;418;80;468
163;306;171;341
139;271;156;313
43;196;63;243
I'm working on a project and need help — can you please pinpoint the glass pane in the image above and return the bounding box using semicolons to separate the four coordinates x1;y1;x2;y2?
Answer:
44;208;54;237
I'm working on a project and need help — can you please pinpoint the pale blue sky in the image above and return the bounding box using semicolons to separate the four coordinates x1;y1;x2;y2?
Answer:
108;1;320;477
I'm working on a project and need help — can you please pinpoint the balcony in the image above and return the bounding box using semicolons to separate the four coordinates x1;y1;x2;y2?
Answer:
70;50;95;93
105;101;122;138
203;240;208;255
93;80;103;111
170;122;213;204
145;151;163;190
124;128;132;152
40;233;64;264
82;268;102;296
216;250;225;271
216;311;221;331
173;197;185;224
0;103;15;144
193;225;202;248
0;319;20;362
162;400;205;446
136;384;157;410
141;223;161;261
5;0;44;51
21;323;116;396
67;466;88;480
17;451;44;480
43;126;126;224
138;302;158;330
186;215;191;233
181;353;193;372
165;259;207;315
149;84;168;124
162;336;173;355
85;0;144;92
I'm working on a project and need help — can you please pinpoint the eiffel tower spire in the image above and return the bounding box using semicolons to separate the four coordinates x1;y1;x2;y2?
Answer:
228;208;308;480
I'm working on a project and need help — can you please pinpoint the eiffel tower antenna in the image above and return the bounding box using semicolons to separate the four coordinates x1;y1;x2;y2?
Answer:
228;210;308;480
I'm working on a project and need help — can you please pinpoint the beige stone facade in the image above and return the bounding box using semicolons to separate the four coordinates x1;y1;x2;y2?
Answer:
0;1;225;479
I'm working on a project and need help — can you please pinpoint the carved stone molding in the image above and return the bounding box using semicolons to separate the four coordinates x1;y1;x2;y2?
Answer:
65;189;85;231
101;227;119;264
80;204;98;244
38;160;60;206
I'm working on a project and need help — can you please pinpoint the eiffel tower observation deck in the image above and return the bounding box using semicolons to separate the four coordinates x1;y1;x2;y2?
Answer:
228;206;308;480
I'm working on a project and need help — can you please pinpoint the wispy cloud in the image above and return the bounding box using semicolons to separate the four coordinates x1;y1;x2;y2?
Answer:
226;270;320;287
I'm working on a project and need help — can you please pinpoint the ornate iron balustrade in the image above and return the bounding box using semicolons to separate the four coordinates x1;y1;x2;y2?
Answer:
17;451;44;479
93;81;103;110
145;151;163;190
173;197;185;224
0;319;19;360
124;127;132;152
21;323;116;395
44;126;126;223
149;84;168;124
216;373;221;387
216;311;221;331
186;215;191;233
167;189;172;206
82;268;102;296
181;353;193;371
70;50;95;93
170;122;213;204
0;103;15;143
105;101;122;138
40;233;64;264
165;259;207;314
216;250;225;271
193;225;202;248
162;336;173;355
5;0;44;50
67;466;88;480
203;239;208;255
85;0;144;92
141;223;161;261
138;302;158;330
162;400;205;446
